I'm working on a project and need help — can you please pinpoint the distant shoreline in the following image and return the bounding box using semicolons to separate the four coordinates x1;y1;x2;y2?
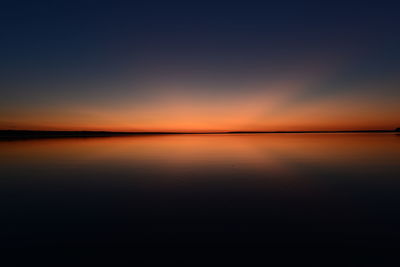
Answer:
0;129;398;140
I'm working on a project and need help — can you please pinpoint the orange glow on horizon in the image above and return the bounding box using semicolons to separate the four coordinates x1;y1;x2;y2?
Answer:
1;78;398;132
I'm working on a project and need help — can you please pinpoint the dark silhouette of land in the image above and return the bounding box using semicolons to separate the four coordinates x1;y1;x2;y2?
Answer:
0;130;181;140
0;128;399;140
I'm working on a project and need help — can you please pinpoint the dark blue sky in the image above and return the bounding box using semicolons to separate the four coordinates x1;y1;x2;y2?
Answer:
1;0;399;131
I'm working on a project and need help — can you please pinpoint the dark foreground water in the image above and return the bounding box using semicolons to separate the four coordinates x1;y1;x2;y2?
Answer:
1;133;399;249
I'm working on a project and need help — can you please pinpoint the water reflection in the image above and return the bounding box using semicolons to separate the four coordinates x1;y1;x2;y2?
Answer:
0;134;399;248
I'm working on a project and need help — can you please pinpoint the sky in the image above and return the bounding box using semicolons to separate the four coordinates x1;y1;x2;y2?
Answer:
0;0;399;132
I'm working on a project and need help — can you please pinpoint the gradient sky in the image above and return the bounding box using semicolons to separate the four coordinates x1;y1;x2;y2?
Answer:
1;0;399;132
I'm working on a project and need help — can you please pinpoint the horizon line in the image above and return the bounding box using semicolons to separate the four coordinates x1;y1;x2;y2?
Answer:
0;128;399;136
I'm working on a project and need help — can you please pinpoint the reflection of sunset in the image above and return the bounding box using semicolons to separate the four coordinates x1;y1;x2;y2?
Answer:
2;0;400;254
2;134;399;183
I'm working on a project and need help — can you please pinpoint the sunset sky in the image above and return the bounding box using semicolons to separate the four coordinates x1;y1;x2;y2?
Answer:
1;1;399;132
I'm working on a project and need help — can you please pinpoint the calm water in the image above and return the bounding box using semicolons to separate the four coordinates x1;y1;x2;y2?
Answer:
1;133;400;248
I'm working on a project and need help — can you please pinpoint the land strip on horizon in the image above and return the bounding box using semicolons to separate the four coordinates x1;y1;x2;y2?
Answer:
0;129;399;140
